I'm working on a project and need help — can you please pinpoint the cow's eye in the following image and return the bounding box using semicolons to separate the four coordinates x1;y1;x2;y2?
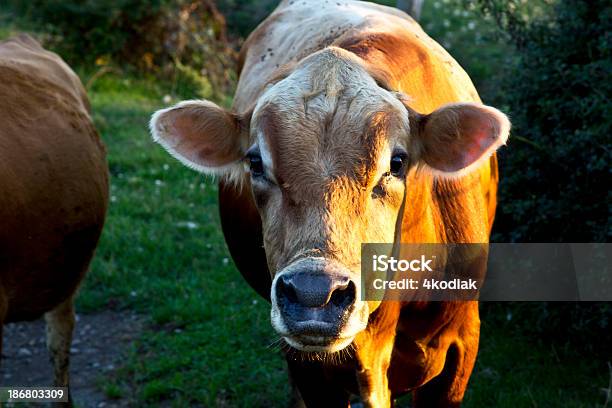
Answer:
248;153;264;177
390;151;408;177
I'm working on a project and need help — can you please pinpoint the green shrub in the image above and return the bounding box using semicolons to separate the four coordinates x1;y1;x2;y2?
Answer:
7;0;166;64
476;0;611;356
6;0;236;99
476;0;611;242
217;0;277;38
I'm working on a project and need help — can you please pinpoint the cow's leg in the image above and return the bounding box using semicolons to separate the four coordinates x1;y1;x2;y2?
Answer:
0;319;3;370
354;336;395;408
286;359;350;408
0;290;6;365
44;296;75;406
412;323;480;407
354;302;401;408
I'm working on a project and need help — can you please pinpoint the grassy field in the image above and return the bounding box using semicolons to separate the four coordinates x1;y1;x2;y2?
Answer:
73;73;610;407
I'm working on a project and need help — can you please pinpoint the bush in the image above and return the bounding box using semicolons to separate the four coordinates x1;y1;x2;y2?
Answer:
476;0;612;242
8;0;164;64
475;0;611;356
217;0;277;38
7;0;237;99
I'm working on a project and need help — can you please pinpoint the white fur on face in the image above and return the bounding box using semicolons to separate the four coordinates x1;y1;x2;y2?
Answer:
251;47;410;156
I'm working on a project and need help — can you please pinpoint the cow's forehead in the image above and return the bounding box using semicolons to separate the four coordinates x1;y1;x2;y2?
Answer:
252;47;407;129
251;47;409;194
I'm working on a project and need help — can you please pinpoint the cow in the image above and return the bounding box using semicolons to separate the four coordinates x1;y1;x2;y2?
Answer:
150;1;509;406
0;34;108;404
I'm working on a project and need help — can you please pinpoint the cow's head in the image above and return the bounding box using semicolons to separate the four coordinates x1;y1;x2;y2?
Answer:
151;47;509;353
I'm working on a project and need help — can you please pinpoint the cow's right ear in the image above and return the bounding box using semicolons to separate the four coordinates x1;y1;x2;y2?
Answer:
150;100;249;178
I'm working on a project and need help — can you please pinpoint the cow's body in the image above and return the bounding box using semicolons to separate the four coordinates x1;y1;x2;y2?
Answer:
0;35;108;401
221;2;495;406
152;1;508;406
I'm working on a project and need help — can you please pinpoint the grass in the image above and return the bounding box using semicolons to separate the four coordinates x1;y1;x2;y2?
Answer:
466;315;609;407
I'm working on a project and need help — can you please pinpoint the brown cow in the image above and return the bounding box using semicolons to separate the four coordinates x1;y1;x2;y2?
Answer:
151;1;509;407
0;35;108;404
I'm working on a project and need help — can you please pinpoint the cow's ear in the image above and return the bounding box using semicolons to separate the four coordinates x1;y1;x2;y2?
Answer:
150;100;249;178
409;103;510;176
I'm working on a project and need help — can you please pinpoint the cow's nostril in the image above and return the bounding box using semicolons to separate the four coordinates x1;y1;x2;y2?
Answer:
330;280;356;308
277;276;298;303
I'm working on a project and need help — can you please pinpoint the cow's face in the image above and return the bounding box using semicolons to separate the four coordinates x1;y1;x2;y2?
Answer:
151;47;509;353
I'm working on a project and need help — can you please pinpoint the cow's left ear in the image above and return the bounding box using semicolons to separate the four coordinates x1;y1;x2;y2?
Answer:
409;103;510;176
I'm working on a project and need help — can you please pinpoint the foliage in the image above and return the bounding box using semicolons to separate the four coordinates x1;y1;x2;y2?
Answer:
4;0;237;98
476;0;612;242
473;0;612;365
217;0;278;38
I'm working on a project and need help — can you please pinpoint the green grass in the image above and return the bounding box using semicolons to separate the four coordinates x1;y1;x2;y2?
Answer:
465;317;609;408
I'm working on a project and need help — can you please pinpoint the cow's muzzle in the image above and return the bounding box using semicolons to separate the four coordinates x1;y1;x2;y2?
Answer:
271;257;368;352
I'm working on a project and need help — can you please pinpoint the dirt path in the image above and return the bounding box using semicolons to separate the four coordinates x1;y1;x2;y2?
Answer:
1;311;145;408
